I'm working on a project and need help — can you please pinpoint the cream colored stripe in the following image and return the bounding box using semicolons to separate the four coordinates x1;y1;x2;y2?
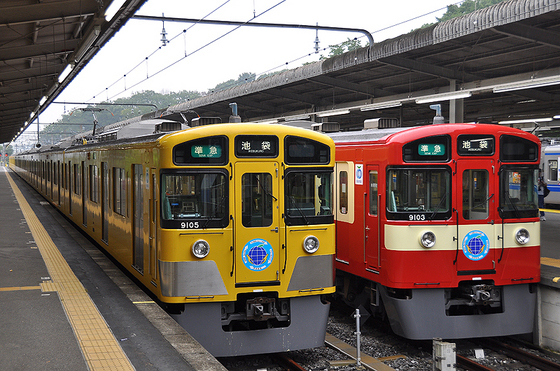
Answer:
6;171;135;371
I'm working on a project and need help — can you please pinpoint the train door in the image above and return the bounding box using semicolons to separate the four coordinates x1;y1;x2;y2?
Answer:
101;162;109;243
365;166;379;269
132;164;144;273
234;162;281;285
148;168;157;281
456;160;497;273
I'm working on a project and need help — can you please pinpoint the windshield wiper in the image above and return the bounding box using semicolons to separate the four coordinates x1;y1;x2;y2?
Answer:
289;195;309;225
504;191;520;218
428;192;448;220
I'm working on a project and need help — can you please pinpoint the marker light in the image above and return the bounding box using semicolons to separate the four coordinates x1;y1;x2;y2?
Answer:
303;235;320;253
420;231;436;248
515;228;530;245
192;239;210;258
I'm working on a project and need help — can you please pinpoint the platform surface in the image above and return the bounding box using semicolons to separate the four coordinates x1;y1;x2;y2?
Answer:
0;167;226;371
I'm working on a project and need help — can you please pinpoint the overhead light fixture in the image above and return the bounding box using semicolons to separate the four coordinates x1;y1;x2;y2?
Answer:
554;115;560;120
58;64;73;83
498;117;552;125
493;75;560;93
316;109;351;118
283;114;310;121
39;96;47;106
415;91;472;104
256;119;278;124
105;0;127;21
361;101;402;111
74;25;100;62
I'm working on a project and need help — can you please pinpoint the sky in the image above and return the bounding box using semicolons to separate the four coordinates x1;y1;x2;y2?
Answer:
36;0;460;130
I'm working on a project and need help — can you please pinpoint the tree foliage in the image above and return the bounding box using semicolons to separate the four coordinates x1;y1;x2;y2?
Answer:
437;0;508;22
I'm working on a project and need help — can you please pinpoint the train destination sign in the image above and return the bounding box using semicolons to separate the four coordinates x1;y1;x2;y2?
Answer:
418;143;446;156
458;135;494;155
191;144;222;158
235;135;278;157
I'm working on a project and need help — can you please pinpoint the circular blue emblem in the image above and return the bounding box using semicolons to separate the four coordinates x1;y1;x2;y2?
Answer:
462;230;490;261
242;239;274;271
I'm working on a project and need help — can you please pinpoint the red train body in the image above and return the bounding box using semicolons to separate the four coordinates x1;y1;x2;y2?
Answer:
330;123;540;339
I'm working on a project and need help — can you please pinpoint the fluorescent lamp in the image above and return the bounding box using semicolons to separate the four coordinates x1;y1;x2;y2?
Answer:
74;25;100;62
256;119;278;124
498;117;552;125
316;109;351;118
39;96;47;106
415;91;471;104
58;64;73;83
283;114;310;121
361;102;402;111
554;115;560;120
105;0;127;21
493;76;560;93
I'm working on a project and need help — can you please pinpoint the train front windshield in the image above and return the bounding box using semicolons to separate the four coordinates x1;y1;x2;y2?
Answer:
387;167;451;220
285;170;333;225
499;167;539;219
161;172;228;229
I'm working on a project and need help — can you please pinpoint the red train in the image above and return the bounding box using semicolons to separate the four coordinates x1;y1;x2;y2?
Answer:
330;123;540;339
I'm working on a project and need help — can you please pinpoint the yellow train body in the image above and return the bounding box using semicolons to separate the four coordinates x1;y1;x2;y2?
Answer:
11;121;335;356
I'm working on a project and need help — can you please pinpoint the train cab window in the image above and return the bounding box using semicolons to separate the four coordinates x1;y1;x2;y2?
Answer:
462;170;489;220
161;171;228;229
548;160;558;181
500;135;538;162
387;167;451;220
499;166;539;219
285;170;333;226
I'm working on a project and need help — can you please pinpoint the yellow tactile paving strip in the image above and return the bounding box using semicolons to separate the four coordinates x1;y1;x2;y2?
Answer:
6;172;135;371
542;257;560;268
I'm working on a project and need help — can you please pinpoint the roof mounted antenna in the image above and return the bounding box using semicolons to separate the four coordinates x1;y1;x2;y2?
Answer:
229;103;241;123
430;104;445;125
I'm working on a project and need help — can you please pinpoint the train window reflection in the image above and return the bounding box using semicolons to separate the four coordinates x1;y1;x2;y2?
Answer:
285;170;333;225
387;167;451;220
242;173;273;228
499;167;539;219
161;172;227;223
462;170;489;220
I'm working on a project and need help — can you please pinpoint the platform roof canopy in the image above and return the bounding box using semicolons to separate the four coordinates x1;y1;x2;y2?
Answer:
2;0;560;145
0;0;147;144
168;0;560;133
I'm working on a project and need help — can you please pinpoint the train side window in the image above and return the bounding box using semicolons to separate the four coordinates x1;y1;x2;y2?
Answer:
74;164;81;195
339;171;348;214
113;167;127;216
90;165;99;203
548;160;558;181
462;170;489;220
369;171;378;216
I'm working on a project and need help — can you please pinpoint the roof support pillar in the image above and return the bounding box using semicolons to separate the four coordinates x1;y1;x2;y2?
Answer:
449;80;465;123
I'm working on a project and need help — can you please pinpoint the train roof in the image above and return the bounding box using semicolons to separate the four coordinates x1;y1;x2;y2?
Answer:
327;123;540;146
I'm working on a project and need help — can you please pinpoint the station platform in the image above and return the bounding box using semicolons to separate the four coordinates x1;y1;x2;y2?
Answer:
0;167;226;371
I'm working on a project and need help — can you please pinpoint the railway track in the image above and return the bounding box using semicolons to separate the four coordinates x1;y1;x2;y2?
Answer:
480;338;560;371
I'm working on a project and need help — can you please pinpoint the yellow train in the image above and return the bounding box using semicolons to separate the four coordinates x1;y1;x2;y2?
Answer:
11;117;335;357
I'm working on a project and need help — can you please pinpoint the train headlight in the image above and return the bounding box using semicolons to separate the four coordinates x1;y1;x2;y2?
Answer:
419;231;436;248
192;239;210;258
515;228;530;245
303;235;320;253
